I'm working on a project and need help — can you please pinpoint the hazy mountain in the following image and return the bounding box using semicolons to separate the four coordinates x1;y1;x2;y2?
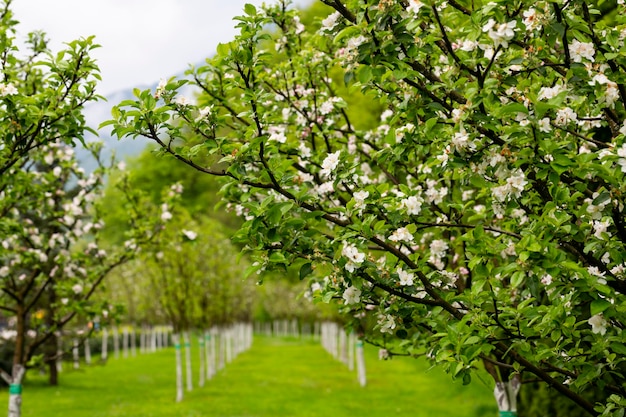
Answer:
77;74;198;172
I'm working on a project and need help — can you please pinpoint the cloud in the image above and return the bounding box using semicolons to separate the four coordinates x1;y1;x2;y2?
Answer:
12;0;312;96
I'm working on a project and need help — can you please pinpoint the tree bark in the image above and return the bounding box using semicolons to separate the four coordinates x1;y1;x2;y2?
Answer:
45;332;58;386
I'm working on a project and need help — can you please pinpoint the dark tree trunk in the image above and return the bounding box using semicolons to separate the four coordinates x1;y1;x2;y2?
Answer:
45;332;58;386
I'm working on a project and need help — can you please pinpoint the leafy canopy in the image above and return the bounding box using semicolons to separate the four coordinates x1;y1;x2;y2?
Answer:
108;0;626;415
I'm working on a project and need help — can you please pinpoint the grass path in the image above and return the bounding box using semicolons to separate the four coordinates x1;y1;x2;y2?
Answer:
1;336;496;416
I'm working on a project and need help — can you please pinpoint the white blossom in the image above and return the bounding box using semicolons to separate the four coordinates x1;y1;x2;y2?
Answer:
407;0;424;13
195;106;212;122
588;314;608;335
343;286;361;304
378;314;396;334
389;227;414;243
161;203;173;222
320;151;341;177
293;16;305;35
268;125;287;143
458;40;478;52
182;230;197;240
430;239;449;259
451;128;475;151
72;284;83;294
555;107;577;126
523;8;540;31
537;85;564;101
482;19;516;48
155;78;167;98
593;219;611;239
379;349;390;360
0;83;18;96
538;117;552;133
342;242;365;272
380;109;394;122
507;170;528;197
353;190;369;211
321;11;341;31
570;40;595;63
397;268;414;286
175;95;191;106
541;274;553;286
401;195;423;216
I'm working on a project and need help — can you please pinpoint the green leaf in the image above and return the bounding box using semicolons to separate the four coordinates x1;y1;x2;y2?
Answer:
496;102;528;116
268;251;287;264
357;66;372;84
464;336;480;345
610;342;626;355
299;262;313;280
243;3;257;15
424;117;438;133
511;271;525;287
590;299;611;316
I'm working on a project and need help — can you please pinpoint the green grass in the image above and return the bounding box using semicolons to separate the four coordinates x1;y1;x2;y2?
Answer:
2;336;497;416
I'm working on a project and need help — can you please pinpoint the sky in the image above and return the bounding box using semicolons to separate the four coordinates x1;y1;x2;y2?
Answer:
12;0;313;97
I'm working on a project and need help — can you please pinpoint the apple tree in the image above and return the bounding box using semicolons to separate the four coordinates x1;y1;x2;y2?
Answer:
108;0;626;415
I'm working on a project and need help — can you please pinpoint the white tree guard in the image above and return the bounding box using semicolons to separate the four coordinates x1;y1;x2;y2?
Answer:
210;328;218;376
72;339;80;369
204;331;212;380
348;332;355;371
339;331;347;365
84;338;91;365
355;340;367;387
172;333;183;403
101;328;108;361
139;327;145;354
183;331;193;391
122;328;129;358
198;336;205;388
3;365;25;417
130;328;136;357
218;328;225;370
494;375;521;417
113;326;120;359
225;328;233;364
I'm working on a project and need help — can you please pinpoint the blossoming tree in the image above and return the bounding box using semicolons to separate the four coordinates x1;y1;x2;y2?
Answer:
0;3;181;416
108;0;626;415
0;141;181;416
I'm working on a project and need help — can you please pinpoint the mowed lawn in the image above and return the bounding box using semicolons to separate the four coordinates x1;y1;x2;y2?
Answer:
2;336;496;417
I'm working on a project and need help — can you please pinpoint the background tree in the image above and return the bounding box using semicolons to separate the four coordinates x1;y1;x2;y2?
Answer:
108;0;626;415
0;3;184;416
